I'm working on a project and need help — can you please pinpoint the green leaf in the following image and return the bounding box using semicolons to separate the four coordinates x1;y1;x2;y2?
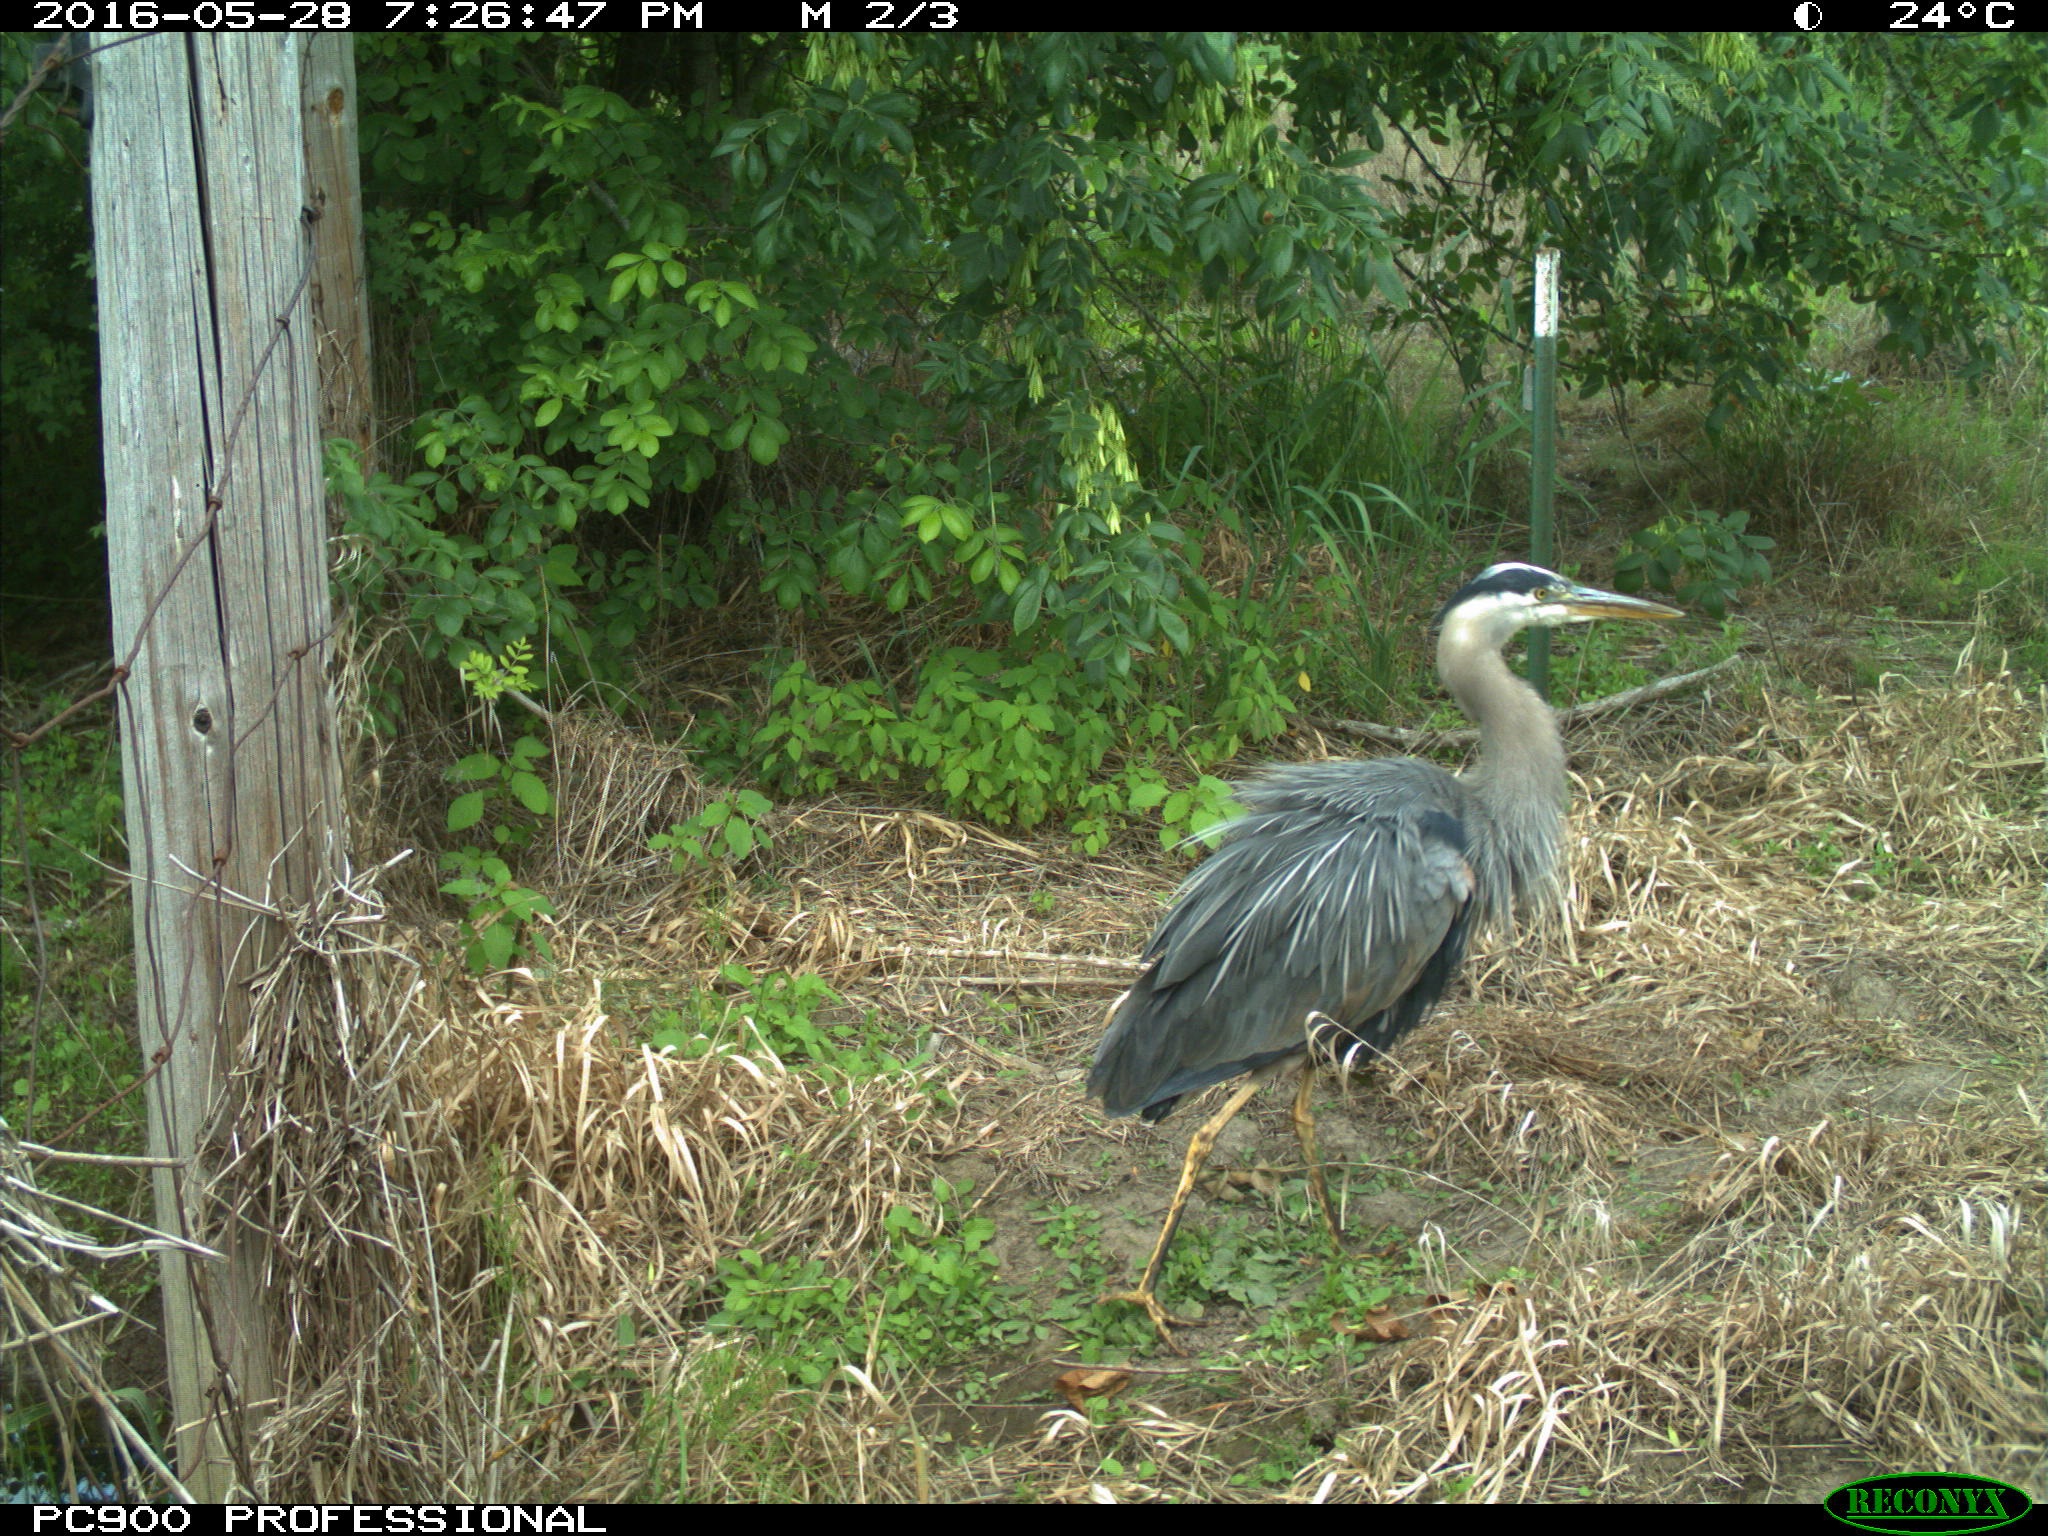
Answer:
508;771;552;815
1013;578;1043;632
477;921;516;971
1127;779;1169;811
1156;607;1190;653
747;415;789;465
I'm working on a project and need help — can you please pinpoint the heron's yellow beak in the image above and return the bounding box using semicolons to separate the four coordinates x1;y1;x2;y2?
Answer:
1559;585;1685;622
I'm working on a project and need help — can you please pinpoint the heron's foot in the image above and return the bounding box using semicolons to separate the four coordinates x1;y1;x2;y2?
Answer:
1099;1286;1200;1351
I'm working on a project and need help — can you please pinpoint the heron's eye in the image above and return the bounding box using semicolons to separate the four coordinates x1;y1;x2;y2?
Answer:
1532;586;1557;600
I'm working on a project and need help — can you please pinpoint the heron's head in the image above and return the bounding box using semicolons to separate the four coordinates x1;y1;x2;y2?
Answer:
1436;563;1684;657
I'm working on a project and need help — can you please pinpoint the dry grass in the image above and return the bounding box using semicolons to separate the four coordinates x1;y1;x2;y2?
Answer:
0;1126;195;1501
447;663;2038;1498
11;648;2040;1503
287;660;2048;1501
1324;675;2043;1500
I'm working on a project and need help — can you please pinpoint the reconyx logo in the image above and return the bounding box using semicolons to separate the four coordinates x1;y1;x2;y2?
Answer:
1824;1474;2032;1535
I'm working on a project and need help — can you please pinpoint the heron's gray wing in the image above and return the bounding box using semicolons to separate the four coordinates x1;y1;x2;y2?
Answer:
1089;761;1477;1119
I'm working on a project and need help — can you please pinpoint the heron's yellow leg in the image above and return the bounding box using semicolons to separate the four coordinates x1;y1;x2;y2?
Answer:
1102;1075;1264;1350
1289;1061;1342;1250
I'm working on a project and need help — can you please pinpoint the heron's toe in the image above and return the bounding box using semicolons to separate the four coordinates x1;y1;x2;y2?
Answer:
1099;1286;1201;1351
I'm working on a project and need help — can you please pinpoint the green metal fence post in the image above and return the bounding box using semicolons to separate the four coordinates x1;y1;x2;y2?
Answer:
1528;247;1560;700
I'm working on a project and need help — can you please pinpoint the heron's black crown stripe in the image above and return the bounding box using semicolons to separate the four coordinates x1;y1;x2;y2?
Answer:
1434;562;1564;629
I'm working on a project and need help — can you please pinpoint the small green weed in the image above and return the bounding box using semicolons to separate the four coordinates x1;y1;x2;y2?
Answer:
643;1340;820;1501
439;642;557;971
708;1176;1030;1390
1778;830;1931;899
1551;616;1654;701
644;967;939;1098
1031;1205;1167;1358
1228;1427;1327;1491
439;844;556;972
1095;1455;1162;1481
1247;1240;1409;1367
652;789;774;869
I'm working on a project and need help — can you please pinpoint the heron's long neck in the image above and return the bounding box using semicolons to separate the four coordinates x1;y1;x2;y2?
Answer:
1439;637;1569;929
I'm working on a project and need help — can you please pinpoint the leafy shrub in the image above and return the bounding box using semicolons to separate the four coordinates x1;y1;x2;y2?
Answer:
437;643;557;971
1615;510;1774;618
653;791;774;869
744;648;1250;852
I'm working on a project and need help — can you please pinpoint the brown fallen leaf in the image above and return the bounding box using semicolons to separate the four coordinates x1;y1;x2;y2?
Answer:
1335;1310;1417;1343
1352;1306;1411;1343
1055;1367;1133;1411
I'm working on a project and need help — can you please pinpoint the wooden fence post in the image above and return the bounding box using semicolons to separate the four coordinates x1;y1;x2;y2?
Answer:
93;32;343;1499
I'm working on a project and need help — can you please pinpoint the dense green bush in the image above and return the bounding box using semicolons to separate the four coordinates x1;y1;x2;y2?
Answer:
8;33;2040;837
320;35;2041;836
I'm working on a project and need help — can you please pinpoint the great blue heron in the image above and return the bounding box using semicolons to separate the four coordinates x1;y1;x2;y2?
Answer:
1089;563;1684;1344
